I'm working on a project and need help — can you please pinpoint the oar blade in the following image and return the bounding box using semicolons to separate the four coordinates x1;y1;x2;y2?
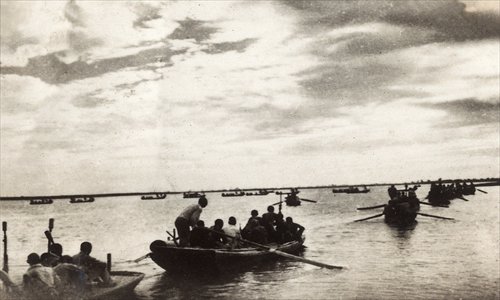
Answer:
353;213;384;222
417;212;454;220
300;198;318;203
133;253;150;263
356;204;386;210
477;189;488;194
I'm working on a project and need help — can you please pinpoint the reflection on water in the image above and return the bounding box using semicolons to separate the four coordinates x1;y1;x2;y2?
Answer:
1;186;499;299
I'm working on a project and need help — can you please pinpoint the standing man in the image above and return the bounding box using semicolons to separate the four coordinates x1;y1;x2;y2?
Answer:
175;196;208;246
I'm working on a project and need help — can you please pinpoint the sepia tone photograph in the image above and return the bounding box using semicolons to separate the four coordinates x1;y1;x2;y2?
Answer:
0;1;499;299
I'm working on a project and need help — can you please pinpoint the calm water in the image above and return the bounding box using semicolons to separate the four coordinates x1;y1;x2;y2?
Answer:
1;186;499;299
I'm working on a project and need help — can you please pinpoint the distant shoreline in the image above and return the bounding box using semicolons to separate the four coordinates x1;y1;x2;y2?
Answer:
1;178;498;201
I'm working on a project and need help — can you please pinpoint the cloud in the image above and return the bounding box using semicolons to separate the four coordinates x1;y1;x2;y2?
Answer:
418;98;500;127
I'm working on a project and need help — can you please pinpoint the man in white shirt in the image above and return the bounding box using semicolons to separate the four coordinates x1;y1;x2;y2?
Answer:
223;216;241;248
175;196;208;246
23;253;59;300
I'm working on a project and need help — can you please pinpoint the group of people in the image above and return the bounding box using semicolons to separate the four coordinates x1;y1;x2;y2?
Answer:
21;241;113;299
428;180;476;200
387;184;420;209
174;196;305;249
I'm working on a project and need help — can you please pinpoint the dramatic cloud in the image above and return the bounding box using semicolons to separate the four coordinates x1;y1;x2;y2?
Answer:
0;1;498;195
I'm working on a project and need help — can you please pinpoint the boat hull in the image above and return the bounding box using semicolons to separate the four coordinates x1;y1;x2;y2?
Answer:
150;240;304;272
383;201;418;226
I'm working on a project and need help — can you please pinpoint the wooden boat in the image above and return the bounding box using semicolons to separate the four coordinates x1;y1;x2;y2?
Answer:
345;187;370;194
141;193;167;200
383;197;420;226
285;194;301;206
183;192;204;199
221;190;245;197
149;239;304;272
70;197;95;203
29;198;53;205
245;190;271;196
0;270;144;300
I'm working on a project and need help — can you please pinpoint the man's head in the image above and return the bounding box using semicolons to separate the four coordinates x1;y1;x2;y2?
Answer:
197;220;205;227
61;255;74;264
27;253;40;265
214;219;223;229
251;210;258;217
286;217;293;223
198;196;208;208
228;216;236;225
267;206;274;213
80;242;92;255
49;243;63;257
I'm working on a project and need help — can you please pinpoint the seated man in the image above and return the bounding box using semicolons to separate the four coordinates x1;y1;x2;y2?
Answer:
261;206;278;242
209;219;227;247
23;253;60;300
285;217;305;242
54;255;87;293
242;210;261;239
73;242;114;287
223;216;241;248
249;220;268;245
190;220;215;248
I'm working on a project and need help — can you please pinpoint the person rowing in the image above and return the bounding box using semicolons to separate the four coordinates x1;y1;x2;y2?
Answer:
73;242;115;287
23;253;60;300
175;196;208;247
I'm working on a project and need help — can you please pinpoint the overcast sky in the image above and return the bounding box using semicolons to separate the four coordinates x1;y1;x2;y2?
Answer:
1;0;499;195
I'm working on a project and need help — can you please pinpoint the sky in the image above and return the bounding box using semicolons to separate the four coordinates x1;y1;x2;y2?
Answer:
0;0;499;196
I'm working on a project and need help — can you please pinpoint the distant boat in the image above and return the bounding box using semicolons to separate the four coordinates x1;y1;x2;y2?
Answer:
29;198;53;205
69;196;95;203
333;187;370;194
221;190;245;197
141;193;167;200
183;192;205;199
245;189;271;196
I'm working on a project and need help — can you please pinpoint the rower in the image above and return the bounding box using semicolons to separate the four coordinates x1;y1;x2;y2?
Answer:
23;253;60;300
175;196;208;247
73;242;115;287
223;217;241;248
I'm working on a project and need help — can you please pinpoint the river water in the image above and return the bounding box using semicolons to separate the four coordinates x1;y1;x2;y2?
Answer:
1;185;498;299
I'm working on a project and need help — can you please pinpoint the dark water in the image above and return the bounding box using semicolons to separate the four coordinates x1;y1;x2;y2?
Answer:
1;186;499;299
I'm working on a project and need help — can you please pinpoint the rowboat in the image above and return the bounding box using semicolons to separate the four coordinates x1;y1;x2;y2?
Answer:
70;196;95;203
245;190;271;196
285;194;301;206
183;192;204;198
221;190;245;197
383;198;419;226
149;239;304;272
0;270;144;300
141;193;167;200
29;198;53;205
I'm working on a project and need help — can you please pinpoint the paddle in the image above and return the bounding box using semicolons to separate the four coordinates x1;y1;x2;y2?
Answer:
205;228;344;270
300;198;318;203
477;189;488;194
418;201;449;208
456;196;469;202
44;230;55;246
417;212;454;220
133;253;150;263
356;204;386;210
353;213;384;222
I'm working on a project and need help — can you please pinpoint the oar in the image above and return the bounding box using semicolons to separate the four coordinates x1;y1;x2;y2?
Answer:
417;212;454;220
418;201;448;208
44;230;55;246
133;253;150;263
356;204;386;210
456;196;469;202
300;198;318;203
477;189;488;194
205;228;344;270
166;230;179;247
353;213;384;222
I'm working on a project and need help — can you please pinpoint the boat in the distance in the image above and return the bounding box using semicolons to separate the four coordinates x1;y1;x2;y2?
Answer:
333;186;370;194
221;190;245;197
245;190;271;196
149;239;304;273
70;196;95;203
29;198;53;205
141;193;167;200
183;192;205;199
